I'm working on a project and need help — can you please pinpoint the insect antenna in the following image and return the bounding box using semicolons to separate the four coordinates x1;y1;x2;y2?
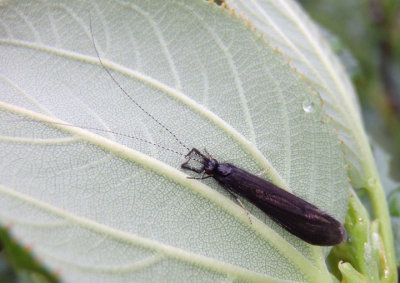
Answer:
88;14;191;152
11;118;186;158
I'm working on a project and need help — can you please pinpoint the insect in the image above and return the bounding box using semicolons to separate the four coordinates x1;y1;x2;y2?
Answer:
28;15;346;246
181;149;346;246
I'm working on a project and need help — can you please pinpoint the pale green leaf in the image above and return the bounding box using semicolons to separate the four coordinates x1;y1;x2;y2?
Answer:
0;0;349;282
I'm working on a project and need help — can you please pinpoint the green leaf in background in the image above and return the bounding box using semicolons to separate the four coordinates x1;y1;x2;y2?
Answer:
0;0;361;281
0;227;57;283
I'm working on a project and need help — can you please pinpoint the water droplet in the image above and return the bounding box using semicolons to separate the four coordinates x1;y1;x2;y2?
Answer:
302;101;315;113
382;268;389;279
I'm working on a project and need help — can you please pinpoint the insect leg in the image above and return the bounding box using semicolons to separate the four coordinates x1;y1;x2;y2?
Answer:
222;185;252;224
187;175;214;180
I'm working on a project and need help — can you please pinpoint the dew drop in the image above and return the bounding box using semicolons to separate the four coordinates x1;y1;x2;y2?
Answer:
302;101;315;113
382;268;389;279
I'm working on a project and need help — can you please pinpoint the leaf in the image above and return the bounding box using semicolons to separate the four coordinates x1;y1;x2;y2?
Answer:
338;262;365;283
332;190;380;282
371;137;400;265
0;0;349;282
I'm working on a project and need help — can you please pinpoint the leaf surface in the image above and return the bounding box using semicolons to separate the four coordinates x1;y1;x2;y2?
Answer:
0;0;348;282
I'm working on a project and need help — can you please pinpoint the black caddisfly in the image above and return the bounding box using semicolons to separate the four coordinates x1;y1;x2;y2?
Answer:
181;148;346;246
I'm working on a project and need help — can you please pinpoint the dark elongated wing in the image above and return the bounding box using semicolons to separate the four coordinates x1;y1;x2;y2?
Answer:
214;164;346;246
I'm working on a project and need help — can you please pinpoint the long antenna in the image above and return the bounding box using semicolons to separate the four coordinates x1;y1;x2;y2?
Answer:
12;118;186;157
88;14;190;152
